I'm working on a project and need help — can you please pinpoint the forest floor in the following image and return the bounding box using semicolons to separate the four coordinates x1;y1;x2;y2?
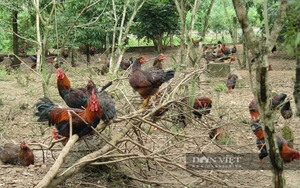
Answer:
0;44;299;188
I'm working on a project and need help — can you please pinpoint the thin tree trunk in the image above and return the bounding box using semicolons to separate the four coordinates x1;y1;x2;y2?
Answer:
12;10;19;68
232;0;288;187
201;0;214;39
293;42;300;116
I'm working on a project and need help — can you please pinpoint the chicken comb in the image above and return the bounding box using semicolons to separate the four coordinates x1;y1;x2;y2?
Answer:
90;89;99;112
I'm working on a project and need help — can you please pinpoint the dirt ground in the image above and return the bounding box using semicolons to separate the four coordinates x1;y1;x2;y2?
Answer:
0;44;299;188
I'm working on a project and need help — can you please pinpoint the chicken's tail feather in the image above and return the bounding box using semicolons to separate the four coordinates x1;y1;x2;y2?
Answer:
34;97;60;122
97;81;112;93
163;70;175;82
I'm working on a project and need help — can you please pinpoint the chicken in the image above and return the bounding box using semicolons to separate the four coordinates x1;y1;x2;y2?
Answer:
79;44;86;54
19;43;27;57
129;56;175;108
56;68;115;122
120;57;133;70
268;64;273;71
280;101;293;120
209;125;229;140
100;58;110;75
191;97;212;119
251;122;300;168
191;38;202;46
271;93;287;110
0;141;34;166
61;50;69;59
89;46;95;56
249;98;259;121
221;43;237;55
226;74;238;94
152;53;165;69
56;68;89;109
34;89;101;139
86;80;116;122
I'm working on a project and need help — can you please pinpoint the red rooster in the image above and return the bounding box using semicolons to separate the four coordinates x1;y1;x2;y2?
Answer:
221;43;237;55
226;74;238;94
0;141;34;166
249;98;259;121
129;56;175;108
56;68;115;122
34;89;101;139
251;122;300;169
89;46;95;56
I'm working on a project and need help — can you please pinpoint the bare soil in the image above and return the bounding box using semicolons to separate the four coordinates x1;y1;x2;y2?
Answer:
0;45;299;188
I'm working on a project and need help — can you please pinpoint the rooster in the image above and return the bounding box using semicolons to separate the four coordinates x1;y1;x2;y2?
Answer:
34;89;101;139
251;122;300;168
226;74;238;94
56;68;115;122
0;141;34;166
89;46;95;57
220;43;237;55
129;56;175;108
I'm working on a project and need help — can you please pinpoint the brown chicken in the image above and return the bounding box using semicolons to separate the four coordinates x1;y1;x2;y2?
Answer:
152;53;165;69
0;141;34;166
209;125;229;140
100;58;110;75
191;38;202;46
251;122;300;168
120;57;133;70
220;43;237;55
226;74;238;94
129;56;175;108
61;50;69;59
19;43;27;57
249;98;259;121
271;93;287;110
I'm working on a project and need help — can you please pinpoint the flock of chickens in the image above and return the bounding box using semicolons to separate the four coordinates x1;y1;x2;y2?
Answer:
0;41;298;172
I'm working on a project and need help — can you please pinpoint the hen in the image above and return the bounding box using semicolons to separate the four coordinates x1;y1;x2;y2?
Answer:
19;43;27;57
209;125;229;140
34;89;101;139
152;53;165;69
271;93;287;110
226;74;238;94
61;50;69;59
0;141;34;166
120;57;133;70
280;101;293;120
251;122;300;168
89;46;95;57
129;56;175;108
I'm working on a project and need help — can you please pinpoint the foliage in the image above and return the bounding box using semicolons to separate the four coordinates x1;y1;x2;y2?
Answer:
282;1;300;56
132;0;180;52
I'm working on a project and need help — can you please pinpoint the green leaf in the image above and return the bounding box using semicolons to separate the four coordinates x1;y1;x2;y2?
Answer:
295;32;300;46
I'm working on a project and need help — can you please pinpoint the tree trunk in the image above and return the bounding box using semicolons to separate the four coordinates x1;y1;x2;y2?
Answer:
201;0;214;39
293;45;300;116
232;0;288;187
12;10;19;68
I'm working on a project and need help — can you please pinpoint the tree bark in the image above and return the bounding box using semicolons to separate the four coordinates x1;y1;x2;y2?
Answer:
12;10;20;68
201;0;214;39
232;0;288;187
293;40;300;116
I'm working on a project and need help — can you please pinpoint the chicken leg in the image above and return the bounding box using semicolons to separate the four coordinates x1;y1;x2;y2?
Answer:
140;96;151;109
